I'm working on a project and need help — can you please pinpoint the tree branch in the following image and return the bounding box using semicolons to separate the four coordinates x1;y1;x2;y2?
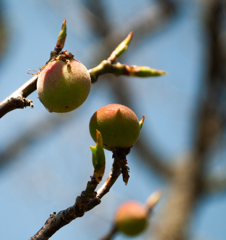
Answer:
0;75;37;118
203;173;226;194
29;148;130;240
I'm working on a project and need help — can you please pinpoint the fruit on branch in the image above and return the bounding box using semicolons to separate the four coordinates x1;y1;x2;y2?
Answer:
89;104;141;150
37;51;91;113
114;201;148;236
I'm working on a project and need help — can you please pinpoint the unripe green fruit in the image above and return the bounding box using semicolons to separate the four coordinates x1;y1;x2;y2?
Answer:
89;104;140;150
37;56;91;113
114;201;147;236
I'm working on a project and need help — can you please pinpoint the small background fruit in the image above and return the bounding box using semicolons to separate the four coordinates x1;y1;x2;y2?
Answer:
114;201;147;236
37;57;91;113
89;104;140;150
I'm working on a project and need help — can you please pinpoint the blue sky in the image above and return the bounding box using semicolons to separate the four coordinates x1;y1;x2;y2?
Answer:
0;1;225;240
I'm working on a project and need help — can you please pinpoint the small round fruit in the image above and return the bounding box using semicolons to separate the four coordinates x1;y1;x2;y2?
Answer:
89;104;140;150
37;57;91;113
114;201;147;236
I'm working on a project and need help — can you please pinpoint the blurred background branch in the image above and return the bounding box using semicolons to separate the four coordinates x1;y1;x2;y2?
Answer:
0;0;7;62
153;1;226;240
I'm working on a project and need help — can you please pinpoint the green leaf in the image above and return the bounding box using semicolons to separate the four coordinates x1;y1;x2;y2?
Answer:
90;130;105;171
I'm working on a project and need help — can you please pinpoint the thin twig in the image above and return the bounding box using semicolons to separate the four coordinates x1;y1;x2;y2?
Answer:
97;148;130;199
89;61;166;83
99;226;118;240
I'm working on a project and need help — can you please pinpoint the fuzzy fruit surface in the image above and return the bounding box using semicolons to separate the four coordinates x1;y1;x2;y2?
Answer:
114;201;147;236
37;59;91;113
89;104;140;150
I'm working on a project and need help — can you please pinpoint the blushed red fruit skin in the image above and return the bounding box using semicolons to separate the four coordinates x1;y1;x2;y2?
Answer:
37;59;91;113
114;201;147;236
89;104;140;150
